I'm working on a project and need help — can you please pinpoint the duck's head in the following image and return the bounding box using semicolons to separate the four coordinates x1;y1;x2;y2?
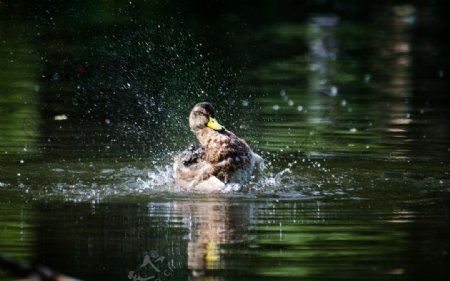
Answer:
189;102;224;133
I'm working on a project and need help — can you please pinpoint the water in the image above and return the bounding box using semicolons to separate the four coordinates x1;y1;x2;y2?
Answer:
1;1;450;280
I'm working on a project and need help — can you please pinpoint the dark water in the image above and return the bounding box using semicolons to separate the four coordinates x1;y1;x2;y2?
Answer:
1;1;450;280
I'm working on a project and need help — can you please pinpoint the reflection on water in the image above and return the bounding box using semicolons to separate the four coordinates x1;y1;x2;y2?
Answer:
0;24;40;156
168;200;250;277
250;4;449;160
2;197;450;280
1;1;450;281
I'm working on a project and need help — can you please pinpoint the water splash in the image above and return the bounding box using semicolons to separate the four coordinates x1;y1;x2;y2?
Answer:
71;22;250;158
134;159;305;196
253;167;296;189
136;165;174;190
7;149;365;204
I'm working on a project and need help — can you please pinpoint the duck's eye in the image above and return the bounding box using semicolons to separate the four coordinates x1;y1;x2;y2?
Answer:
195;111;210;119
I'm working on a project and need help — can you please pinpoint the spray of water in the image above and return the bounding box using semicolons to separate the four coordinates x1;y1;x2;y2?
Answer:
133;157;303;195
72;21;252;161
26;22;343;202
22;152;360;203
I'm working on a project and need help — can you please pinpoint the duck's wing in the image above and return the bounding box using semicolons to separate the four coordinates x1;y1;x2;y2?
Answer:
174;164;225;192
174;151;222;190
176;145;205;166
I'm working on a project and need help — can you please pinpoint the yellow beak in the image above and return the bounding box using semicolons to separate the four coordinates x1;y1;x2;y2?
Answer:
207;117;223;131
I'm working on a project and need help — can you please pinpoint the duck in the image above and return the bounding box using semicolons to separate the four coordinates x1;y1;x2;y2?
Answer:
173;102;263;192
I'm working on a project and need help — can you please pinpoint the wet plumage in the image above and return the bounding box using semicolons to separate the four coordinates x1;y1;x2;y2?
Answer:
173;102;262;192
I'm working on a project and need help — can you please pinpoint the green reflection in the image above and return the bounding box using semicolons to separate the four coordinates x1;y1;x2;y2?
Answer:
248;12;417;158
0;199;35;280
243;204;410;280
0;22;40;156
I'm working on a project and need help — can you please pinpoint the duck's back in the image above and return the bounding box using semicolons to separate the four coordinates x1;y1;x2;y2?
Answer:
202;130;253;182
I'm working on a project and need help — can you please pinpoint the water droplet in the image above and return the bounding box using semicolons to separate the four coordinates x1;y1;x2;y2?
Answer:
272;105;280;111
297;105;304;112
54;114;68;121
330;86;338;96
52;72;60;81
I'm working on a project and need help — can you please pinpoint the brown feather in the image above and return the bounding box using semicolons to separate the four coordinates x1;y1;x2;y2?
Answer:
174;102;259;191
